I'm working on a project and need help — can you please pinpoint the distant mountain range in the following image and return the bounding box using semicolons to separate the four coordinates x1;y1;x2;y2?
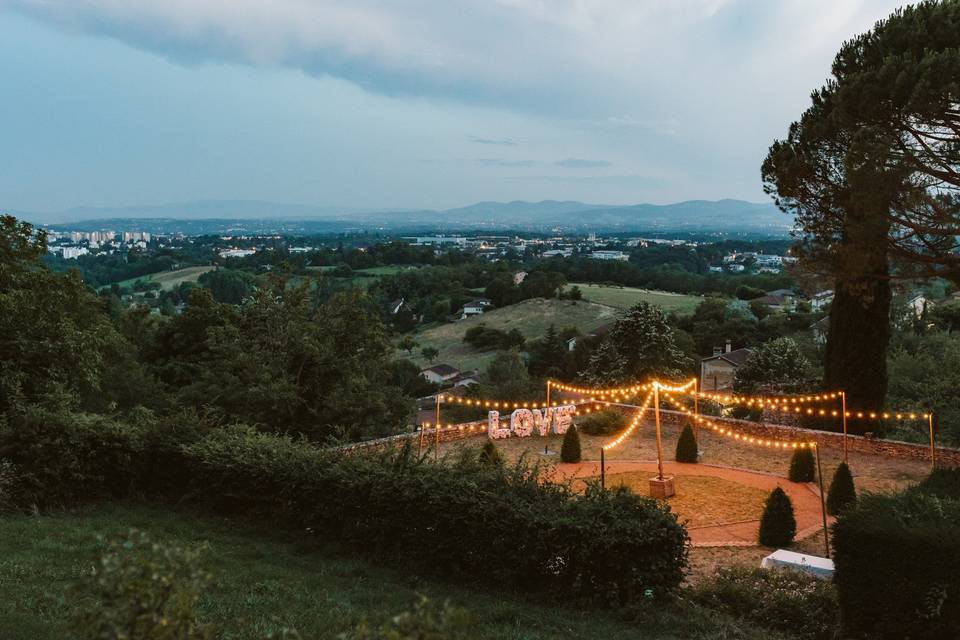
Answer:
12;198;792;235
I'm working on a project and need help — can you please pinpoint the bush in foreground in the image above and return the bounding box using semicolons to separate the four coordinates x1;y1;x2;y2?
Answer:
687;566;839;640
478;439;503;468
826;462;856;515
576;409;627;436
832;491;960;639
560;424;582;463
788;447;815;482
347;596;472;640
915;466;960;499
758;487;796;547
674;423;698;463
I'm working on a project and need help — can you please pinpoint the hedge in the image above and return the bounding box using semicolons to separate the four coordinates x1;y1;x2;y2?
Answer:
832;492;960;638
0;408;689;604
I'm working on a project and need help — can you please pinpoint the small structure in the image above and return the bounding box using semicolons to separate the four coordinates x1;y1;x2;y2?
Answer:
388;298;405;314
460;298;492;319
589;250;629;261
512;271;528;285
451;371;480;387
810;290;834;311
565;323;612;351
906;293;934;319
700;342;752;392
761;549;835;580
420;364;461;385
811;316;830;345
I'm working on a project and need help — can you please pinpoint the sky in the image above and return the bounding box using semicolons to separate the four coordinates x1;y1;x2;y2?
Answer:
0;0;908;213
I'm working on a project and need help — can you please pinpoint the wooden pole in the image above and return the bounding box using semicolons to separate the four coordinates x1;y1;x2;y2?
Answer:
814;443;830;558
654;383;664;481
841;391;848;464
928;413;936;469
434;394;441;461
600;448;606;490
693;377;700;446
545;380;551;455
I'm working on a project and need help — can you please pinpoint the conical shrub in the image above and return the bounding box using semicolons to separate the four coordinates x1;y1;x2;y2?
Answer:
758;486;796;547
478;439;503;468
560;425;582;463
788;447;816;482
826;462;856;515
675;422;698;463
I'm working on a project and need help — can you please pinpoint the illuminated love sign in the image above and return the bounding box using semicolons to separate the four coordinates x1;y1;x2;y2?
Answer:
488;405;575;439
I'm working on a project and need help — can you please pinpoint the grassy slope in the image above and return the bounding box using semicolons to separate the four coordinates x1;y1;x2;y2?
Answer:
407;298;619;372
0;504;784;640
569;283;702;314
109;265;215;291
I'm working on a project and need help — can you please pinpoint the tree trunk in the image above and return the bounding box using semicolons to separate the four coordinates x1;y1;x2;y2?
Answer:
824;174;893;424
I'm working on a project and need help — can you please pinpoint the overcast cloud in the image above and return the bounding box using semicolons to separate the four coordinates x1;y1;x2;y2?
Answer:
0;0;907;212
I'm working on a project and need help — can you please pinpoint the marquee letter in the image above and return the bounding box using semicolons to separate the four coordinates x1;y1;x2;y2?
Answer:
553;405;575;435
488;411;510;439
510;408;535;437
534;407;554;436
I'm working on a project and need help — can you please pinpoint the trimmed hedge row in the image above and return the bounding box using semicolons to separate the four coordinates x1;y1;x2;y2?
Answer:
832;491;960;639
1;408;689;604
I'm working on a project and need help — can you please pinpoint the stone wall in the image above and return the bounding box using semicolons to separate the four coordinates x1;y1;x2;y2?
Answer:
335;420;486;453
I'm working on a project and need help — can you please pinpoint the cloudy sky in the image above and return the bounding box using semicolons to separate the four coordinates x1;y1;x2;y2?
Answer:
0;0;907;212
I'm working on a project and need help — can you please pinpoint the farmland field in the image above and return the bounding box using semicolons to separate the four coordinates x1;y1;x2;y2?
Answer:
108;265;215;291
567;283;701;314
405;298;618;372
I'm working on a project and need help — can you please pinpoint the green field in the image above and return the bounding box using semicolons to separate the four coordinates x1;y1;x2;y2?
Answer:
405;298;618;372
304;264;419;288
0;504;780;639
108;265;215;291
568;283;702;314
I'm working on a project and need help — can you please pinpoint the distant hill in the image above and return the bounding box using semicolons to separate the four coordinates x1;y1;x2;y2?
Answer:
13;198;791;234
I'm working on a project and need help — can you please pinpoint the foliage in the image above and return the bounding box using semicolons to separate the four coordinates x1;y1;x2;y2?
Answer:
198;268;256;304
478;439;503;468
345;596;474;640
576;409;627;436
463;325;524;351
832;491;960;639
70;529;214;640
825;462;856;515
788;447;816;483
915;467;960;500
0;457;17;512
758;487;796;547
888;331;960;445
687;566;839;640
481;351;537;401
734;337;810;393
674;423;698;463
421;346;439;363
560;425;582;463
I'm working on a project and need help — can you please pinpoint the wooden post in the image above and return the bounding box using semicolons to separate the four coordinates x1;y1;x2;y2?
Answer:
840;391;848;464
545;380;551;455
600;448;606;490
654;383;664;481
434;394;441;461
928;413;936;469
693;377;700;445
814;443;830;558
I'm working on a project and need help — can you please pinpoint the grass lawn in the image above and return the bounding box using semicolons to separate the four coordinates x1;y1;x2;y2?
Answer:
0;504;787;640
107;265;215;291
405;298;618;372
567;283;701;315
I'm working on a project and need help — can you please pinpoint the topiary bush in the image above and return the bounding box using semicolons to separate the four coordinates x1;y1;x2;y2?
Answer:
758;486;796;547
826;462;856;515
560;424;582;463
576;409;627;435
832;492;960;639
674;423;698;463
70;529;214;640
788;447;816;482
687;566;839;640
915;467;960;499
478;439;503;468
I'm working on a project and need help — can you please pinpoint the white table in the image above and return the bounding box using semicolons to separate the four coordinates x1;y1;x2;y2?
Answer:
761;549;835;580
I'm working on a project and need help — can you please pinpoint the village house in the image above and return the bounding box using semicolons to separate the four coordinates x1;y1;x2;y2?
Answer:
810;290;834;312
700;341;752;392
420;364;461;385
460;298;492;319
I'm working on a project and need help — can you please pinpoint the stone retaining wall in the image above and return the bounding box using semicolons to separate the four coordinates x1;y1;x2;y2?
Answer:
335;420;486;453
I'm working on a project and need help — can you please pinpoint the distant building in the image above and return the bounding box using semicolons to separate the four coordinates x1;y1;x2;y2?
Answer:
810;290;834;312
460;298;492;319
513;271;528;285
565;323;613;351
700;342;752;392
754;290;796;312
218;248;257;259
61;246;89;259
421;364;461;385
407;236;467;247
542;249;573;258
708;265;724;273
811;316;830;345
727;264;745;273
906;294;935;318
589;250;629;261
388;298;405;315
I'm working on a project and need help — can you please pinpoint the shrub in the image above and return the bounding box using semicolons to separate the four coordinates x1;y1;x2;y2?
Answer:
478;439;503;468
346;596;472;640
915;467;960;499
832;492;960;639
560;425;582;463
70;529;214;639
576;409;627;436
0;458;17;512
687;566;839;640
758;487;796;547
674;423;698;463
826;462;856;515
788;447;816;482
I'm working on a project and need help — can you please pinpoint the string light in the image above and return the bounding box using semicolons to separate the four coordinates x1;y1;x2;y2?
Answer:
602;388;655;450
659;391;816;450
696;391;840;407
